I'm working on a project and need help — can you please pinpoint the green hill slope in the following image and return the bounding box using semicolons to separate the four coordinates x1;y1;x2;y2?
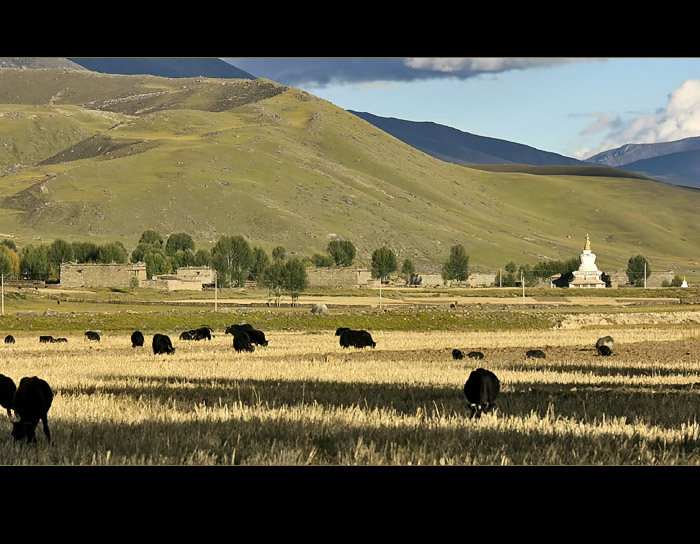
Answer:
1;68;699;279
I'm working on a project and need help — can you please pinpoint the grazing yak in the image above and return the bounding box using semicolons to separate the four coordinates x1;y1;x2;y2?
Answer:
131;330;145;348
39;335;54;344
597;345;613;356
4;335;14;344
463;368;500;419
179;327;214;341
526;349;546;359
11;376;53;443
232;331;255;353
226;324;267;346
468;351;485;360
596;336;614;350
452;349;464;360
84;331;100;342
152;333;176;355
336;327;376;349
0;374;16;418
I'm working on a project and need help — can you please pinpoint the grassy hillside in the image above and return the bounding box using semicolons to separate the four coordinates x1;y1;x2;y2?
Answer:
0;68;699;280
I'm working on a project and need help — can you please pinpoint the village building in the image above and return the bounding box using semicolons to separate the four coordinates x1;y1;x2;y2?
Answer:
60;262;147;288
141;266;217;291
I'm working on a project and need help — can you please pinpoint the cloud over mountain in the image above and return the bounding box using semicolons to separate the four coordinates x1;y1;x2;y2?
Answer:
225;57;593;87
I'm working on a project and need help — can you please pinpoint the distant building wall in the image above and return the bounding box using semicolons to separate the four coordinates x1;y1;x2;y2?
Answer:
60;262;147;288
608;268;674;288
176;266;216;284
468;273;496;287
306;267;378;288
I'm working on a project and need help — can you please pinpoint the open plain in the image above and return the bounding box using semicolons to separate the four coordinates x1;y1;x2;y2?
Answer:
1;286;699;465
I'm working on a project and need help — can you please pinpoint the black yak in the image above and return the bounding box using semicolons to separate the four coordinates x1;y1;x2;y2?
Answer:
4;335;15;344
463;368;500;419
84;331;100;342
597;345;613;356
131;330;145;348
0;374;16;418
467;351;485;360
596;336;614;351
452;349;464;360
226;324;267;346
526;349;546;359
152;333;175;355
338;329;376;349
11;376;53;443
232;331;255;353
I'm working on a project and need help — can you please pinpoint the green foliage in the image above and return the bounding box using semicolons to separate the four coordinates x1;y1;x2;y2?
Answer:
282;257;308;306
20;244;50;280
194;249;211;267
260;260;286;306
72;241;100;263
0;250;13;279
97;241;128;264
327;240;356;266
143;250;171;279
371;247;397;282
139;230;164;247
211;235;253;287
165;232;195;256
0;239;17;251
249;246;270;282
401;258;415;284
310;252;334;267
271;246;286;262
627;254;651;286
441;244;469;284
171;249;196;269
671;275;684;287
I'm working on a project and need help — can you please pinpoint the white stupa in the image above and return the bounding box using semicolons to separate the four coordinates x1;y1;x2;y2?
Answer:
569;234;606;288
681;276;688;288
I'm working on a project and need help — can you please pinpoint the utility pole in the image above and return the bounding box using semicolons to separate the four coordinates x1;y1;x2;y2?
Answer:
214;277;218;312
499;268;502;288
521;271;525;300
644;262;647;288
1;274;4;316
379;277;382;309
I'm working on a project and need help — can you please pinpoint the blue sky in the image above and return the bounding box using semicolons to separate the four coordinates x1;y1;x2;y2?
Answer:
225;58;700;159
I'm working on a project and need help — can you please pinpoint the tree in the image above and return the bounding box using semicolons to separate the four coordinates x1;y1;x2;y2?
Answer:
249;246;270;282
72;241;100;263
211;235;253;287
401;258;416;285
47;239;74;280
627;254;651;287
327;240;356;266
282;258;308;306
143;249;171;279
139;230;164;247
165;232;195;256
260;260;285;306
310;253;334;267
171;249;196;270
0;246;19;279
194;248;211;267
97;242;128;264
371;246;397;283
441;244;469;285
271;246;286;262
0;239;16;251
20;244;50;280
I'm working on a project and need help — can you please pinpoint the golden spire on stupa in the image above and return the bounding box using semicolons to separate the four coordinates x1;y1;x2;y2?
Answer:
584;234;591;251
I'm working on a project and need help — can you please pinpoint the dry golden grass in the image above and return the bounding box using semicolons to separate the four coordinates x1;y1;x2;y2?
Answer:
0;325;699;465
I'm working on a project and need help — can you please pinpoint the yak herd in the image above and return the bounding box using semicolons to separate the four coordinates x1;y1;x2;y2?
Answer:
0;321;618;442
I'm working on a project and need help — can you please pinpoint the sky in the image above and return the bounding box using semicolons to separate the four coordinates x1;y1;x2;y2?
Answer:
225;57;700;159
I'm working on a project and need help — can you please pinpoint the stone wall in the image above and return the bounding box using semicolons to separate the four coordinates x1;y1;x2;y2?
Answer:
468;273;497;287
141;276;206;291
176;266;216;284
60;262;147;288
608;268;675;287
306;267;379;288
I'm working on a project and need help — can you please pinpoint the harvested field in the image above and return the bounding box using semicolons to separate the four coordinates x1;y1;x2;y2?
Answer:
1;323;699;465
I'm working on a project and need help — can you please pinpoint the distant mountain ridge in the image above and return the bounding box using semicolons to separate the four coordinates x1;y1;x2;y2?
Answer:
67;58;256;80
586;136;700;188
349;110;587;167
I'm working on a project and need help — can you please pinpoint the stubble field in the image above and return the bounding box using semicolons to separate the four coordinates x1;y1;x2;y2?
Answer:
2;319;700;465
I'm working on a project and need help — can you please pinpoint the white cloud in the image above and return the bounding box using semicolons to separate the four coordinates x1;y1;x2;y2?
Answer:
403;57;591;74
591;78;700;154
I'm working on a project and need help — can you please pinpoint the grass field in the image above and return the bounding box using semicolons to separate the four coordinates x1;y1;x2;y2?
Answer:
2;303;699;465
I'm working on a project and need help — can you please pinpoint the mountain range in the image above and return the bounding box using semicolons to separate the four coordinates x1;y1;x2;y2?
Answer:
0;57;698;277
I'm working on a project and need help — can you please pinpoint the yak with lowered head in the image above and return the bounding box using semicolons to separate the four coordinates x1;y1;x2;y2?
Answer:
463;368;500;419
152;333;175;355
11;376;53;443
